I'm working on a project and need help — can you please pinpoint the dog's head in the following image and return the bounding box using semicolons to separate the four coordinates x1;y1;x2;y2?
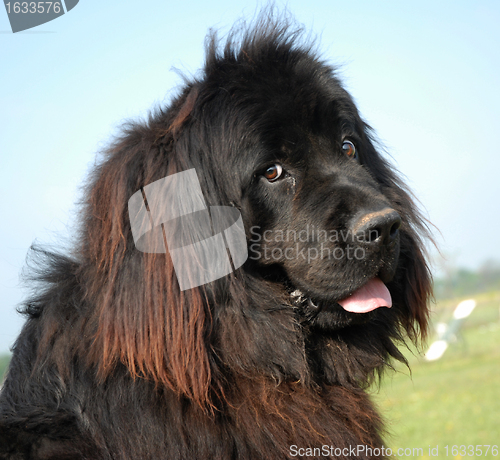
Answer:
188;21;432;336
82;17;433;408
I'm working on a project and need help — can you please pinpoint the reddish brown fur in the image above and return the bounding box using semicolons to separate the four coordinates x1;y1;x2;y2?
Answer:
0;15;432;460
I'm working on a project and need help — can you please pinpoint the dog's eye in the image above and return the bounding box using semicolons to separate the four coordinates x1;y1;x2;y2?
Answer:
342;140;357;160
263;164;283;182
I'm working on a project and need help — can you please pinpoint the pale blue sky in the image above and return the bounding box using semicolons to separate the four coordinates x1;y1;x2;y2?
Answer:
1;1;499;352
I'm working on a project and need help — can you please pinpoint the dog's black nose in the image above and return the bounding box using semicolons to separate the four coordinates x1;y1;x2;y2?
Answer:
351;208;401;246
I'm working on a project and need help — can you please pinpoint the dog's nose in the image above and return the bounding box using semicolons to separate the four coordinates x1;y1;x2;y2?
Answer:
351;208;401;246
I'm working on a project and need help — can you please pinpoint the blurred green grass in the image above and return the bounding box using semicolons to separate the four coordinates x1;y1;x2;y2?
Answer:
373;291;500;459
0;354;10;382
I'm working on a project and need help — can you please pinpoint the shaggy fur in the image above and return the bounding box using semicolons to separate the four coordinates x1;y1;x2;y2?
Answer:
0;15;432;460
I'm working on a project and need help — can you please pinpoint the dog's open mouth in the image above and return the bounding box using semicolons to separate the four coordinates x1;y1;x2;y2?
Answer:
291;277;392;314
337;277;392;313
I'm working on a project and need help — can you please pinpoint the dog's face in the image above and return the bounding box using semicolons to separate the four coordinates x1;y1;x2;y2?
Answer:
196;52;405;331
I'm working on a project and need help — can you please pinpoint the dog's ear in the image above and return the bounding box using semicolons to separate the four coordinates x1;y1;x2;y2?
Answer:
83;89;216;409
393;212;433;343
361;131;433;343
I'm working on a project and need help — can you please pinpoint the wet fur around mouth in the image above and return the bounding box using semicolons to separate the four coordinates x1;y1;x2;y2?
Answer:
0;11;433;460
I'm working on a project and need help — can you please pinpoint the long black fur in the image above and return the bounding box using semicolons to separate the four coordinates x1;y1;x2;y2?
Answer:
0;13;432;460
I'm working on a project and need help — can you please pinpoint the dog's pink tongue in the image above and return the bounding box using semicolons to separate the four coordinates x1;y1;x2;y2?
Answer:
338;277;392;313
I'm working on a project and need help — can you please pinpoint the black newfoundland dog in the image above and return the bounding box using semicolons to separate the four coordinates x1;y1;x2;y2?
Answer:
0;15;432;460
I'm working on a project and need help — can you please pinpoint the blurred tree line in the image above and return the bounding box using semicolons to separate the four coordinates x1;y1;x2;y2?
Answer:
433;259;500;300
